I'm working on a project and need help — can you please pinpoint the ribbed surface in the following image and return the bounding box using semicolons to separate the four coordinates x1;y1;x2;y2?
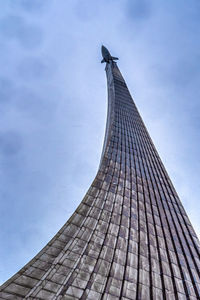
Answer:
0;62;200;300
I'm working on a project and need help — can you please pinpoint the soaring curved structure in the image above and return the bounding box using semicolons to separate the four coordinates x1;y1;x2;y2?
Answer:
0;48;200;299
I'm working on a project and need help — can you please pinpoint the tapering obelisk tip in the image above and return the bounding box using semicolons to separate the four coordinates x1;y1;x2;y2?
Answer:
101;45;119;64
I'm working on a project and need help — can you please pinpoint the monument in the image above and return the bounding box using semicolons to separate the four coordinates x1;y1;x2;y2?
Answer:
0;46;200;299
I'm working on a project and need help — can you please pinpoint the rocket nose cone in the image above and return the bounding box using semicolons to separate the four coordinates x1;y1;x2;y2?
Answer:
101;45;106;53
101;45;110;56
101;45;108;58
102;45;107;51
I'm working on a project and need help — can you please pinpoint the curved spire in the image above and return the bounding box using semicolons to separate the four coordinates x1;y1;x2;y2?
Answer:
0;49;200;300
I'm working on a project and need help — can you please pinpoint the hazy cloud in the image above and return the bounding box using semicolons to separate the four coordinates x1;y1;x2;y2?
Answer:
126;0;153;21
12;0;49;13
0;77;14;103
17;57;53;80
0;15;43;49
14;86;58;121
74;0;101;21
0;131;23;156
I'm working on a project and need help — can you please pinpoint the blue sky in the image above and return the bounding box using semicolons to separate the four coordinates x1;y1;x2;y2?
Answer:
0;0;200;284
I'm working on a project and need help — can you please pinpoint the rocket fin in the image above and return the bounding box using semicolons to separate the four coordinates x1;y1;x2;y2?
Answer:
111;56;119;61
